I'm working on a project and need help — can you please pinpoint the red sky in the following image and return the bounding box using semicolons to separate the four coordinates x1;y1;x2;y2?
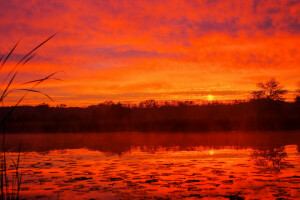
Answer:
1;0;300;106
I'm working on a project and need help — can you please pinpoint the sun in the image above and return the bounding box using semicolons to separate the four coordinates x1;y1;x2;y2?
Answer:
207;95;214;101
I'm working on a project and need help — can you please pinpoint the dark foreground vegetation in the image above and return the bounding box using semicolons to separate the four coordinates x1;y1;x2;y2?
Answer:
0;33;58;199
3;97;300;133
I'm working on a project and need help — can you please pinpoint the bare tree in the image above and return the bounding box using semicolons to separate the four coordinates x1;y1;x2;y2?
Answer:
251;78;288;101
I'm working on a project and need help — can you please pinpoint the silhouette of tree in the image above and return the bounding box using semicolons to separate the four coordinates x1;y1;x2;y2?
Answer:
251;78;288;101
139;100;158;108
3;98;300;132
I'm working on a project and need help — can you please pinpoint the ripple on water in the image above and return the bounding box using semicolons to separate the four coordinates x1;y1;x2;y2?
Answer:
3;143;299;199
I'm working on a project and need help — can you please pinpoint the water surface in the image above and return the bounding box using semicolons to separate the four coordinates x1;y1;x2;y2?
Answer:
3;132;300;199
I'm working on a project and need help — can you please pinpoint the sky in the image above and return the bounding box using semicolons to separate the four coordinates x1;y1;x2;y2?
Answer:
0;0;300;106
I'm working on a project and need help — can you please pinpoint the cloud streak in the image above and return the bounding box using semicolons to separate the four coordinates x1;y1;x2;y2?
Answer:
0;0;299;105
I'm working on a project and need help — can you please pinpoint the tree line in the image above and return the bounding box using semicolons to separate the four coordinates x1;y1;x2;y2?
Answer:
3;78;300;133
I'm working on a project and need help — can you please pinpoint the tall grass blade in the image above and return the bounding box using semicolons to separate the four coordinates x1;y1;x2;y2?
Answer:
20;78;61;86
21;54;36;66
0;40;20;71
0;71;18;102
1;73;58;115
0;95;25;127
0;72;57;126
1;33;57;200
17;89;54;102
20;72;58;86
2;33;56;87
17;33;56;66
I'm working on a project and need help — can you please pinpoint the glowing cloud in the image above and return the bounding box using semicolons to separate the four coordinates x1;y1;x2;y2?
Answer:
0;0;299;106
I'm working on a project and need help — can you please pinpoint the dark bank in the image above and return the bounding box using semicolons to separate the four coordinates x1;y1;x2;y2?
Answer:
4;98;300;133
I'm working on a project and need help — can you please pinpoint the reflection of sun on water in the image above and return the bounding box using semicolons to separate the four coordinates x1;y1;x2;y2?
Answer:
207;95;214;101
4;144;299;199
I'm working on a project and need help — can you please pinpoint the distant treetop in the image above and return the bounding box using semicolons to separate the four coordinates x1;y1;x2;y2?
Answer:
251;78;288;101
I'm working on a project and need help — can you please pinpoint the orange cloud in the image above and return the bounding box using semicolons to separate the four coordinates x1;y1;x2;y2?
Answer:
1;0;300;106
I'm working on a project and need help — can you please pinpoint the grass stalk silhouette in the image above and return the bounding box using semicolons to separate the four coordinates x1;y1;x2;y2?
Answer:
0;33;57;199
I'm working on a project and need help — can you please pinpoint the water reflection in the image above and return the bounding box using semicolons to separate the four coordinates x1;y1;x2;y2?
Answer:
3;131;300;154
2;132;300;199
251;146;288;174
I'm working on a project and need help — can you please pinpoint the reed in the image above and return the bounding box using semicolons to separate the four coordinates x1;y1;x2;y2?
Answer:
0;34;57;199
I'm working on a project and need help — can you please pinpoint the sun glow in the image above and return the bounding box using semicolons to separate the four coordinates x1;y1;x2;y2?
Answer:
207;95;214;101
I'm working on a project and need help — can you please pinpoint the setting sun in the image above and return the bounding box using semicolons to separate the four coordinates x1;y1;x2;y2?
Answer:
0;1;299;199
207;95;215;101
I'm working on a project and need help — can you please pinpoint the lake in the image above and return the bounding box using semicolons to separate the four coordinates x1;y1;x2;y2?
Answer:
3;131;300;199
